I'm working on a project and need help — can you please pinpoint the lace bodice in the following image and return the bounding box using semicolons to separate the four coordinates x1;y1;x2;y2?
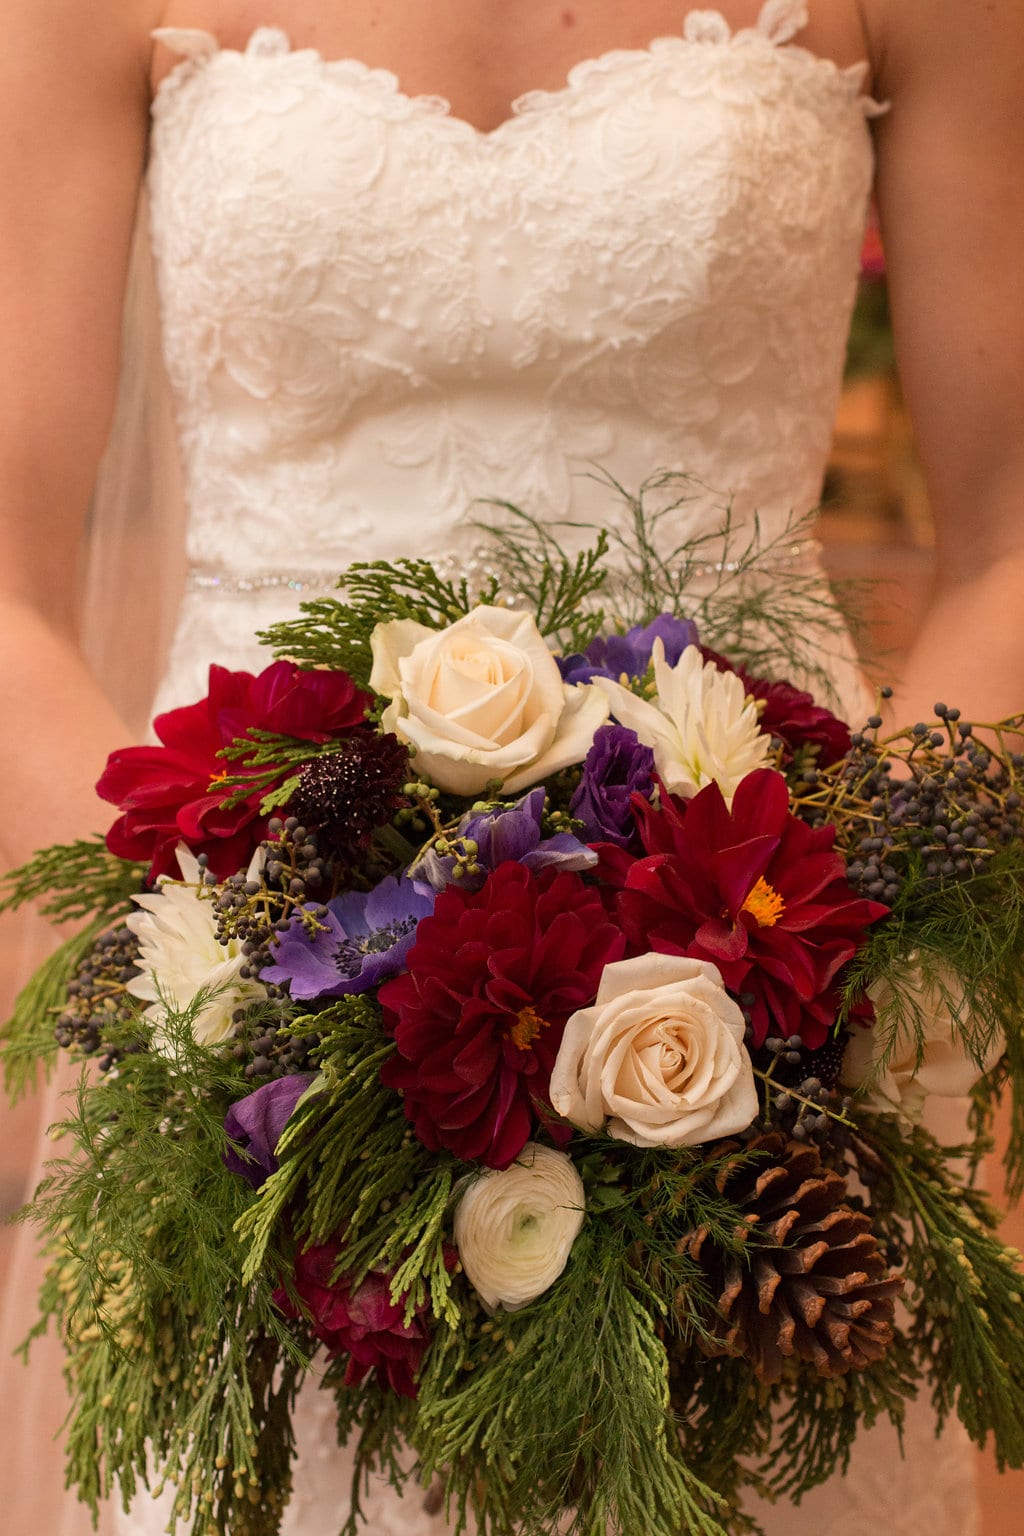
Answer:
144;1;885;708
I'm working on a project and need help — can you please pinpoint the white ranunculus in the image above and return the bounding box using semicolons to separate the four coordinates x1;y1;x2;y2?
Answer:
593;641;771;805
453;1143;586;1311
550;953;757;1148
841;959;1005;1121
369;605;609;796
126;847;267;1051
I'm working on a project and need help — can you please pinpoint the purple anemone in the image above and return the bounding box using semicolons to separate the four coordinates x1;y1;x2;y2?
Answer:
223;1072;316;1188
260;874;435;1001
416;788;596;893
557;613;698;686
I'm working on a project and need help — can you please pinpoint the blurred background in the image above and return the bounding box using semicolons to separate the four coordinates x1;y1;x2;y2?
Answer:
2;216;1022;1531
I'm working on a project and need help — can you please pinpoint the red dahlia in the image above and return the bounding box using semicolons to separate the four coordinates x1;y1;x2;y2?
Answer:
379;862;625;1168
98;660;372;881
701;649;852;766
273;1239;432;1398
608;769;887;1048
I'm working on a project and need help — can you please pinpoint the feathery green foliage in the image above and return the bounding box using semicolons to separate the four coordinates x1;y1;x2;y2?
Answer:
480;472;862;707
21;1003;303;1536
238;996;460;1327
257;560;504;685
215;728;337;813
412;1221;730;1536
0;835;146;922
863;1118;1024;1468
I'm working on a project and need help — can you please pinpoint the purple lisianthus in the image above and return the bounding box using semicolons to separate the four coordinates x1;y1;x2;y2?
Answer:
558;613;698;686
570;724;656;851
260;874;435;1001
417;788;596;893
224;1072;316;1188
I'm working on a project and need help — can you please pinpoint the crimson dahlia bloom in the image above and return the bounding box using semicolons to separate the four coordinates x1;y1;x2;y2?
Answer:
379;863;626;1168
273;1239;432;1398
98;660;372;880
701;648;851;766
609;769;887;1048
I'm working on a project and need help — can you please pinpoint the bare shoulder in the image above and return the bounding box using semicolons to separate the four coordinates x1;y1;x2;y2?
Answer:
0;0;163;105
860;0;1024;93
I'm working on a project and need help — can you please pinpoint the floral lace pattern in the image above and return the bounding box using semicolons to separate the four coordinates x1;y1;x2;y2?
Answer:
146;3;883;702
116;5;974;1533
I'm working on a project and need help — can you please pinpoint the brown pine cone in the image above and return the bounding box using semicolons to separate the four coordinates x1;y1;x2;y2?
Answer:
685;1132;903;1383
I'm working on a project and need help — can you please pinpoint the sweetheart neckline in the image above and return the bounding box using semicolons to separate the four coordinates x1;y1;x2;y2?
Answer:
150;3;882;140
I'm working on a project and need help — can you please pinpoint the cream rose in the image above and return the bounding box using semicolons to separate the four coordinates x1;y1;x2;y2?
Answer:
453;1143;586;1311
841;958;1005;1121
369;605;609;796
549;953;757;1148
593;641;771;805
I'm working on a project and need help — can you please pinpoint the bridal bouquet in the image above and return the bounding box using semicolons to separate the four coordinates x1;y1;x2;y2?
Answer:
5;494;1024;1536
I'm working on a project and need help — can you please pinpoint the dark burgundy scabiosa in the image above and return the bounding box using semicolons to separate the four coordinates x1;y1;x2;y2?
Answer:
700;649;851;766
609;769;888;1049
559;613;698;686
287;731;410;864
273;1239;434;1397
379;863;626;1168
569;724;656;851
223;1072;316;1188
98;661;373;882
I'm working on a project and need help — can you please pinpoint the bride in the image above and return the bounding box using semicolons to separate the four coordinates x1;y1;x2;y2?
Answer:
1;0;1022;1532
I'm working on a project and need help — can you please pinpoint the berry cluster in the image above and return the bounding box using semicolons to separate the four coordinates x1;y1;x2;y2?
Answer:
793;700;1024;904
54;924;143;1072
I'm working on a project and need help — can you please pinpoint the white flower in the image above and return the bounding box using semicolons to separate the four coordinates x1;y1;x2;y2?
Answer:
125;847;267;1051
841;958;1005;1121
453;1143;585;1311
369;605;609;796
550;953;757;1148
593;641;771;804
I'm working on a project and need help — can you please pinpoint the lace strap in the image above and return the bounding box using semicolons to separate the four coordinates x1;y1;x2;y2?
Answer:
683;1;809;47
151;27;219;63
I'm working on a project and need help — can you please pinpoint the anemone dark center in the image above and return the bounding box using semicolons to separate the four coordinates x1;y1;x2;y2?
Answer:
333;918;417;977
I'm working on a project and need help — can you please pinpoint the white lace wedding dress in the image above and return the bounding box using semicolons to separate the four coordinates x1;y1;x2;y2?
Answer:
79;2;980;1531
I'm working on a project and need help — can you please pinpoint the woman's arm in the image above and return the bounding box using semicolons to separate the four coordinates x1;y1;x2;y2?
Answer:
0;0;159;861
867;0;1024;726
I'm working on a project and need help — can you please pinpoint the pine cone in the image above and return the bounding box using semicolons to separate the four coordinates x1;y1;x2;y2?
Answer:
686;1132;902;1383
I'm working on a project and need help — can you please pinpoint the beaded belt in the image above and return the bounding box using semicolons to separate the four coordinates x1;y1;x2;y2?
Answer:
184;538;824;598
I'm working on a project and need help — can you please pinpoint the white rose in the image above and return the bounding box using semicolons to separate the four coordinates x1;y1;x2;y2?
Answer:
593;641;771;805
369;605;609;796
453;1143;586;1311
126;847;267;1051
841;958;1005;1121
549;953;757;1148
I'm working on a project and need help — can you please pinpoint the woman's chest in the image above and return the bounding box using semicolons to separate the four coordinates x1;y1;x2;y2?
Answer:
150;0;874;123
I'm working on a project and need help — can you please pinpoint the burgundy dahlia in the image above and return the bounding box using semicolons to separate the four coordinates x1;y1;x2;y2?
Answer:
701;649;851;766
98;660;372;881
273;1239;432;1397
379;862;626;1168
608;769;887;1048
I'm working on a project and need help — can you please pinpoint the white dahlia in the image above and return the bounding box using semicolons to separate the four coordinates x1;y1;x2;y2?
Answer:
594;641;771;804
126;846;267;1051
